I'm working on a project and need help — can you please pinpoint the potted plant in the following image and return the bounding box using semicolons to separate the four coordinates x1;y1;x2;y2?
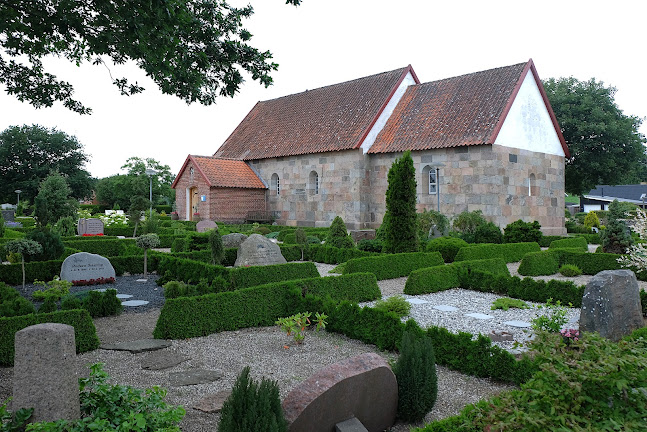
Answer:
170;211;179;220
193;212;201;222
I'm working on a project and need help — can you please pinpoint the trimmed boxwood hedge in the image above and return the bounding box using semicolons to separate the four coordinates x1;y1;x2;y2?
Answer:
63;239;137;257
519;249;622;277
230;262;319;289
296;272;380;302
342;252;444;280
404;258;509;295
305;245;379;264
454;242;540;263
156;255;230;284
538;235;569;247
518;251;560;276
0;309;99;366
572;233;602;244
549;237;588;251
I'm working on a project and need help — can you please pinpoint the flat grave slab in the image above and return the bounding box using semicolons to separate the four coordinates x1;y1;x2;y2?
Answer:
116;294;132;299
136;279;148;283
504;320;532;328
193;390;232;413
100;339;171;353
406;298;428;305
170;369;223;386
122;300;149;307
433;305;458;312
465;313;494;320
141;351;190;371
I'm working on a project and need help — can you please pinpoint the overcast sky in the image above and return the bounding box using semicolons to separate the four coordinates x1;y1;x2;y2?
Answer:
1;0;645;179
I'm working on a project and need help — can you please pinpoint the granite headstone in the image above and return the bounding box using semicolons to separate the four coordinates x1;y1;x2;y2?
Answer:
60;252;116;282
234;234;286;267
196;220;218;233
222;233;248;248
77;218;104;236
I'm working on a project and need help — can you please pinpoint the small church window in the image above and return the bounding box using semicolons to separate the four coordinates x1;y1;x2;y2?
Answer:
429;169;437;194
309;170;319;195
528;173;536;196
271;173;280;196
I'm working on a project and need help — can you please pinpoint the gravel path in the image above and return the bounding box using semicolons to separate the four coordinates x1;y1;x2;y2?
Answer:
2;261;594;431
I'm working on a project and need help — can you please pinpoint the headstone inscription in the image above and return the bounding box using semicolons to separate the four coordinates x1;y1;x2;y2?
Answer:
234;234;286;267
60;252;116;282
77;218;104;236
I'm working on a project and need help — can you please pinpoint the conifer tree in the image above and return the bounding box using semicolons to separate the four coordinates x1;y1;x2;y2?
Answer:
601;199;633;254
326;216;354;248
384;150;419;253
209;228;224;265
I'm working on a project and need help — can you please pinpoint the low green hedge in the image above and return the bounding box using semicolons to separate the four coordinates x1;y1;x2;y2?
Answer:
103;226;134;237
572;233;602;244
558;250;621;274
518;251;560;276
230;262;319;289
0;309;99;366
153;283;302;339
279;244;303;262
305;245;379;264
296;272;380;302
282;233;297;244
342;252;444;280
538;235;569;247
63;239;137;256
156;255;230;284
549;237;588;251
0;260;63;285
404;258;509;295
454;242;540;263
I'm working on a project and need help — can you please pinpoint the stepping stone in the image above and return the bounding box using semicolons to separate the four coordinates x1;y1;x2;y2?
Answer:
335;417;369;432
136;279;148;283
465;312;494;320
504;320;532;328
122;300;149;307
169;369;223;386
489;330;514;342
193;390;232;413
93;289;107;292
406;298;428;305
433;305;458;312
100;339;171;354
141;351;190;371
116;294;132;299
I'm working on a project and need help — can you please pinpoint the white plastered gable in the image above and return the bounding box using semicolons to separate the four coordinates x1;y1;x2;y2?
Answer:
494;70;565;157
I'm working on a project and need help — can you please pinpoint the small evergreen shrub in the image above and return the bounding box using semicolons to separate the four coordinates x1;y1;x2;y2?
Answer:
374;295;411;317
503;219;542;244
559;264;582;277
326;216;355;249
451;210;488;243
394;331;438;423
473;221;502;244
26;228;65;261
83;289;122;317
0;283;35;317
38;297;58;313
356;238;383;252
491;298;528;311
384;150;419;253
549;236;588;251
282;233;297;244
218;366;287;432
417;209;449;241
209;229;225;265
61;295;82;310
342;252;444;280
518;251;559;276
163;280;192;299
426;236;468;263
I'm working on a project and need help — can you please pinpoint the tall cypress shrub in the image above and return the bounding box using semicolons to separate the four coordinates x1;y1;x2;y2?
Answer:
326;216;354;248
393;330;438;422
601;199;633;254
209;229;224;265
384;150;419;253
218;366;287;432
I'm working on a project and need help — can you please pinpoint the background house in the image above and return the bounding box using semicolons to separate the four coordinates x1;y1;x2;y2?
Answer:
581;184;647;212
173;59;569;235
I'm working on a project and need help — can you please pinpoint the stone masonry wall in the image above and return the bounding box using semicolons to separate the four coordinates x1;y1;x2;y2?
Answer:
250;150;367;229
367;144;566;235
209;187;266;223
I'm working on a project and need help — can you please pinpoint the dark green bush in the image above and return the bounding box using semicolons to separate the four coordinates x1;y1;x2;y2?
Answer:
503;219;542;244
558;250;622;274
572;233;601;244
451;210;488;243
26;228;65;261
156;255;230;284
0;259;63;285
83;289;122;317
0;283;35;317
306;245;378;264
426;237;468;263
394;331;438;422
38;297;58;313
374;295;411;317
0;309;99;366
473;221;502;244
454;242;540;263
297;273;380;303
538;235;569;247
218;366;287;432
326;216;355;249
342;252;444;280
518;250;559;276
356;238;384;252
559;264;582;277
63;239;134;256
549;236;588;251
209;229;224;265
229;262;319;289
103;225;134;237
282;233;297;244
61;295;82;310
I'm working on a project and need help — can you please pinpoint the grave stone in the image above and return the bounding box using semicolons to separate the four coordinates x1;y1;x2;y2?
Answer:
60;252;116;282
141;351;190;371
282;353;397;432
349;230;376;243
13;323;80;422
196;220;218;233
580;270;644;341
222;233;248;248
1;209;15;222
193;390;232;413
234;234;287;267
77;218;104;236
169;369;223;386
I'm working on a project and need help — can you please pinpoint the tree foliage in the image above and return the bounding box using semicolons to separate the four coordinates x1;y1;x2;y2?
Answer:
600;200;632;254
384;150;419;253
209;228;224;265
34;171;79;227
1;0;302;114
0;125;92;202
543;77;647;195
326;216;354;249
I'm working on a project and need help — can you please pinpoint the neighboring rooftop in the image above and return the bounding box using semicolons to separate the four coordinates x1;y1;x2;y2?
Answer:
171;156;266;189
583;184;647;204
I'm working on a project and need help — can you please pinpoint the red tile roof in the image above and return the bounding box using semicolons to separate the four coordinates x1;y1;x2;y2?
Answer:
171;156;266;189
214;66;416;160
368;61;530;153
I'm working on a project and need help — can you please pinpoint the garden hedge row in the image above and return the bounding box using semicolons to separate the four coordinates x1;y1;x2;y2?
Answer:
276;228;329;242
538;235;569;247
518;249;622;276
0;309;99;366
63;239;137;257
572;233;602;244
454;242;540;263
342;252;444;280
549;236;588;251
103;226;135;237
229;262;319;289
156;255;230;284
404;258;510;295
305;244;379;264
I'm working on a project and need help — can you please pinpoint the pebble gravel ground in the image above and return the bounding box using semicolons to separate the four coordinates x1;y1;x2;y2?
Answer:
1;261;611;431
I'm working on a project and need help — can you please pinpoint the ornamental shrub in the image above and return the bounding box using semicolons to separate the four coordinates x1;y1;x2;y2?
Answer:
451;210;487;243
356;238;383;252
209;229;225;265
517;250;559;276
342;252;444;280
384;151;419;253
473;221;502;244
491;298;528;311
218;366;287;432
454;242;540;263
0;283;35;317
38;297;58;313
53;216;77;237
502;219;542;244
426;236;468;263
83;289;122;318
394;331;438;423
326;216;354;248
600;200;633;254
559;264;582;277
374;295;411;317
549;236;588;251
26;228;65;262
584;211;600;230
417;209;449;241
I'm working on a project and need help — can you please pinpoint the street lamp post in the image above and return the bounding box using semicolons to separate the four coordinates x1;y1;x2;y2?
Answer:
14;189;22;207
145;169;157;218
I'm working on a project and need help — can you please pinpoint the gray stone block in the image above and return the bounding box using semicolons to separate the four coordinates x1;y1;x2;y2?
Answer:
13;323;80;422
335;417;369;432
60;252;116;283
234;234;287;267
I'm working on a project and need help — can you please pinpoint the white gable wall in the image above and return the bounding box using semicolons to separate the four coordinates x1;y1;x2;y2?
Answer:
494;71;565;157
360;72;417;153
